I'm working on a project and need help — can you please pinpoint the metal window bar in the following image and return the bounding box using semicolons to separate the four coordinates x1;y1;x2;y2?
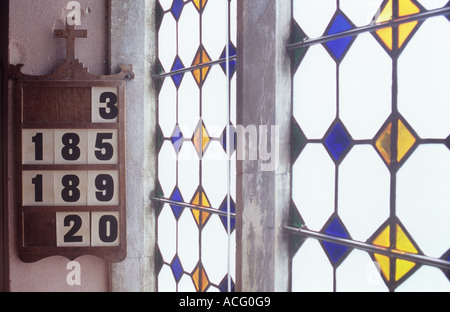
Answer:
152;196;236;219
287;6;450;51
153;56;237;80
285;226;450;271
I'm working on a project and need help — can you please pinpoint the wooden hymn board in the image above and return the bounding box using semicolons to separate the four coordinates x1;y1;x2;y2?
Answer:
10;23;133;263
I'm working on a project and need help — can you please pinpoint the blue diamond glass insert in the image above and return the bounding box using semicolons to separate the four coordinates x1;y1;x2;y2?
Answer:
323;217;349;263
325;14;353;59
219;275;235;293
171;56;185;88
219;199;236;231
325;122;351;161
171;256;183;282
170;187;184;220
220;43;237;76
171;0;184;20
171;125;184;154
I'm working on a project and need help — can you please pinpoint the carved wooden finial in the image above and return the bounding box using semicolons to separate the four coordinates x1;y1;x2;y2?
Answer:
54;23;87;61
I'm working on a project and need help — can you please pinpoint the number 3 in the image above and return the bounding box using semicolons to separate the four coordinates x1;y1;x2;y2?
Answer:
99;92;118;120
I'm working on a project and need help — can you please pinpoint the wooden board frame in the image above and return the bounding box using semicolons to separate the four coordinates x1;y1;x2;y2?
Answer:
15;80;128;263
9;23;133;263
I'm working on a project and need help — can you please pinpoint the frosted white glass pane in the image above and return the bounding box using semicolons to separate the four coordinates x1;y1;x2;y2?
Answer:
178;274;197;292
230;231;236;282
336;250;388;292
178;211;200;274
417;0;449;10
158;141;177;196
178;143;200;202
293;0;336;38
202;0;227;59
158;14;177;72
397;145;450;258
230;154;236;202
178;2;200;65
159;0;173;11
340;33;392;140
293;45;336;139
208;286;220;292
202;141;227;209
396;266;450;292
292;144;335;231
230;0;237;44
292;239;333;292
202;215;229;286
230;75;237;127
158;264;177;292
202;66;228;138
340;0;383;27
339;145;390;242
178;74;200;138
158;205;177;262
159;79;177;138
398;17;450;139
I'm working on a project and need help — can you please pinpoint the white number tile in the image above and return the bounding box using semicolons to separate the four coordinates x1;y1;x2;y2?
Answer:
22;129;54;165
87;130;118;164
56;212;90;247
22;171;55;206
54;129;88;165
87;171;119;206
54;171;88;206
91;212;120;247
91;87;119;123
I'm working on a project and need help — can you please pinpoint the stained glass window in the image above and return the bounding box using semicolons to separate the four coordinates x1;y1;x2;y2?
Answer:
154;0;237;292
289;0;450;292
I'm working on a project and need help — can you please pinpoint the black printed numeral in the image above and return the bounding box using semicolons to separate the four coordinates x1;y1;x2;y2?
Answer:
61;133;81;161
61;175;81;203
98;215;119;243
32;133;43;161
63;215;83;243
31;174;43;203
99;92;119;120
95;174;114;202
95;133;114;161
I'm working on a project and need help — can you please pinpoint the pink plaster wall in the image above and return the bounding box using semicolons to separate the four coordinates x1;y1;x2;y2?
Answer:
10;0;108;76
8;0;110;292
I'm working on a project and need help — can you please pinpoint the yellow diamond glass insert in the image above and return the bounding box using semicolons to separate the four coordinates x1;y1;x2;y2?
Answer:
371;222;419;282
193;122;211;157
192;47;212;86
375;119;417;165
191;189;211;226
192;265;209;292
375;0;421;50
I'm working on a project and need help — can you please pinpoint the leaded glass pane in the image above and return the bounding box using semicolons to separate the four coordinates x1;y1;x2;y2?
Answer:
290;0;450;292
156;0;237;293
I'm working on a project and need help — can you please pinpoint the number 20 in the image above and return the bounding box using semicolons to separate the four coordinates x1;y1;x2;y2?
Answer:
64;214;118;243
60;213;119;246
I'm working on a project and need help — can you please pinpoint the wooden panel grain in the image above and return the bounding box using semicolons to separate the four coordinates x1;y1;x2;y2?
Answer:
23;212;56;247
22;87;91;123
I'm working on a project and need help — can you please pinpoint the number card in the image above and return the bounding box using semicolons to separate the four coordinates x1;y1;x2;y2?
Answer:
13;66;132;262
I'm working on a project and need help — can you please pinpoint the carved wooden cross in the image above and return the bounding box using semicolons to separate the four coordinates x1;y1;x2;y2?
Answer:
54;23;87;61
